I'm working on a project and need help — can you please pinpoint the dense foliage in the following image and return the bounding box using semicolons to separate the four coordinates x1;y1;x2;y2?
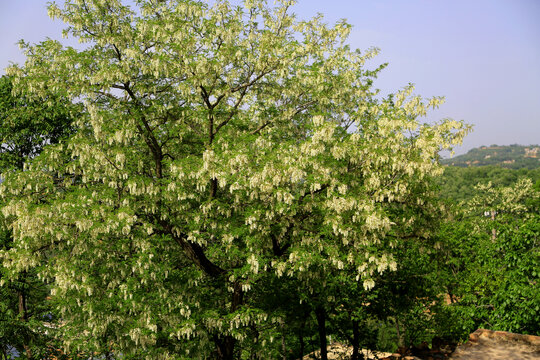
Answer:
436;179;540;337
438;165;540;202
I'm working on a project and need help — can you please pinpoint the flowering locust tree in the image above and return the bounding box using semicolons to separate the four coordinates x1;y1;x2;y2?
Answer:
1;0;468;358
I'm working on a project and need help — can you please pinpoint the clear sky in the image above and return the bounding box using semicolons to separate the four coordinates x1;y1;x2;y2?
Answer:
1;0;539;155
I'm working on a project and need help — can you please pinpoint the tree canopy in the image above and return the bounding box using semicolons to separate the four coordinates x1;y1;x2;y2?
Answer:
436;178;540;337
1;0;468;359
438;165;540;202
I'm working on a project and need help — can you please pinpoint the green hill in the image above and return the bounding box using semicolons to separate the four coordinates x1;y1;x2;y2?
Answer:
442;144;540;169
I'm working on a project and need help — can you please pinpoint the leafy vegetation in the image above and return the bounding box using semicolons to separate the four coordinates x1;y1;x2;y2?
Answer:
438;165;540;202
436;151;540;340
436;179;540;337
0;1;538;360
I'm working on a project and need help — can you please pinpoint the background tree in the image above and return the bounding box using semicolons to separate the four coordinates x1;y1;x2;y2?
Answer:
438;165;540;202
437;178;540;337
1;0;468;359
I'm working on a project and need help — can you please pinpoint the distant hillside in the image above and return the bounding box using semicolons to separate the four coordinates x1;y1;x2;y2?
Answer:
442;144;540;169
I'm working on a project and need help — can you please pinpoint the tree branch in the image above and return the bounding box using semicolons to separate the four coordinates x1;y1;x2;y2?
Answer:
158;220;225;277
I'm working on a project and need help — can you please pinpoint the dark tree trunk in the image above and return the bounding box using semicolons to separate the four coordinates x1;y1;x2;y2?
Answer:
215;336;236;360
249;325;259;360
299;305;311;359
280;322;287;360
18;288;32;359
351;319;364;360
395;318;403;348
315;306;328;360
299;317;306;359
215;282;244;360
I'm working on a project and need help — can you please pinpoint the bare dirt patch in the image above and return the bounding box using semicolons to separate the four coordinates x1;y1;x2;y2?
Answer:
449;329;540;360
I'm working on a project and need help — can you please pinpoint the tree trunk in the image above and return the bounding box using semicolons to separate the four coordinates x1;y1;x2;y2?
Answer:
351;319;364;360
215;282;244;360
249;325;259;360
315;306;328;360
18;288;32;359
280;322;287;360
299;316;306;359
215;336;236;360
395;318;403;348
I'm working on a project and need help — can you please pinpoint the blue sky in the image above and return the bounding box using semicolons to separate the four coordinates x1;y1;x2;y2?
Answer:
1;0;539;155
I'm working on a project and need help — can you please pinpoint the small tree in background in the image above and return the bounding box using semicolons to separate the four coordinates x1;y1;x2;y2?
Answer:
437;179;540;338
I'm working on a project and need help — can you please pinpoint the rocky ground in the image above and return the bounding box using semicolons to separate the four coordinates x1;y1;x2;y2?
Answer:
302;329;540;360
449;329;540;360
